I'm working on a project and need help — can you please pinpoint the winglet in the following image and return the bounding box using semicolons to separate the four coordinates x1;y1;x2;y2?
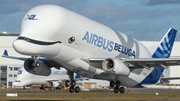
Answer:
152;28;177;58
3;50;8;56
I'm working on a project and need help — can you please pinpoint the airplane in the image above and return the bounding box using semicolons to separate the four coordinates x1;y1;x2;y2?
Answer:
2;4;180;94
13;66;72;90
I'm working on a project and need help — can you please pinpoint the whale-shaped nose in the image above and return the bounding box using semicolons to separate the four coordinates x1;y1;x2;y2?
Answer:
13;40;26;54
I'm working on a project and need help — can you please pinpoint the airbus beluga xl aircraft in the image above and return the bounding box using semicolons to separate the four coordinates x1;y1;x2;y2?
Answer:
2;5;180;93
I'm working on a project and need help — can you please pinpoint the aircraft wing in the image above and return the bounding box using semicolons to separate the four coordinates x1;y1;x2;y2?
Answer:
161;77;180;80
87;57;180;69
2;50;27;61
120;58;180;69
160;77;180;83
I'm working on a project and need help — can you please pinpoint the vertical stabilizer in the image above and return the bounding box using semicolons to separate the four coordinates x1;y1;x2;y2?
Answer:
141;28;177;84
152;28;177;58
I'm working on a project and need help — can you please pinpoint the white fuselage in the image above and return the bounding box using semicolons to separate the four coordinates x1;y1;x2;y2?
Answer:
13;5;154;87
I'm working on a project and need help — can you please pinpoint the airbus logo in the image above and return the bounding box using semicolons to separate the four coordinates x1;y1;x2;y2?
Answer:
25;14;38;20
82;31;136;58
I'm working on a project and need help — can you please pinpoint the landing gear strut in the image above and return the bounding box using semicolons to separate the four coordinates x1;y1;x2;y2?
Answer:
31;56;39;67
65;70;80;93
110;80;125;94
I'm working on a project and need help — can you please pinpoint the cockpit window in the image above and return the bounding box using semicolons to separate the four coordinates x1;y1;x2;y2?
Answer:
18;70;23;75
17;36;61;45
24;37;31;42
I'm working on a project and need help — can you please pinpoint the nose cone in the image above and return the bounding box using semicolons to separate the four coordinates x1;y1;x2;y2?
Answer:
13;80;22;87
13;39;48;56
13;82;18;87
13;40;26;54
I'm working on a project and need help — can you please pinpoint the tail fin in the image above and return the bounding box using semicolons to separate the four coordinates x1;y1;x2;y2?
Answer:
3;50;8;56
141;28;177;85
152;28;177;58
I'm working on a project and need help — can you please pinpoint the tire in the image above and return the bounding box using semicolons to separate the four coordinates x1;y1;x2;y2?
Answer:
36;62;40;67
74;86;80;93
69;86;74;93
119;87;125;94
110;81;115;88
56;85;61;89
71;80;76;87
114;87;119;93
65;80;70;87
116;81;121;88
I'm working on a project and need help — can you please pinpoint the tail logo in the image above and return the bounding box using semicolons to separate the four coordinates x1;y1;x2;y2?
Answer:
152;28;177;58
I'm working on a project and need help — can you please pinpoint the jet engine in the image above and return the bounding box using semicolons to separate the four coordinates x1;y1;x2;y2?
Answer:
49;81;60;88
102;58;130;76
24;58;51;76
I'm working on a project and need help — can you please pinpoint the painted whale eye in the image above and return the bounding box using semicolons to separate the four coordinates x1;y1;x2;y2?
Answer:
68;36;75;44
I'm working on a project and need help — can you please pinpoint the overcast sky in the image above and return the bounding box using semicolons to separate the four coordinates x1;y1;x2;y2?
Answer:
0;0;180;41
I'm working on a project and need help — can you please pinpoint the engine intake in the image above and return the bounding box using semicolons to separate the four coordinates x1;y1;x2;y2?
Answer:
24;58;51;76
102;58;130;76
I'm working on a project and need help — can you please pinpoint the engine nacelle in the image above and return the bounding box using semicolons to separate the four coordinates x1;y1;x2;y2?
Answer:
49;81;60;88
102;58;130;76
24;58;51;76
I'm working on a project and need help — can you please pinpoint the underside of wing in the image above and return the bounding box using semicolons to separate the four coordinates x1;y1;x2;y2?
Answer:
161;77;180;80
85;57;180;69
122;58;180;69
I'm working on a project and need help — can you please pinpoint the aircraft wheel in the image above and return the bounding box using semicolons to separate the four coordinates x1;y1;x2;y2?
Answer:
116;80;121;88
119;87;125;94
110;81;115;88
114;87;119;93
75;86;80;93
69;86;74;93
40;85;44;89
71;80;76;87
36;62;40;67
65;80;70;87
56;85;61;89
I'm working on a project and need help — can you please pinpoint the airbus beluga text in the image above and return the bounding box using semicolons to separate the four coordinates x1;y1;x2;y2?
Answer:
3;5;180;93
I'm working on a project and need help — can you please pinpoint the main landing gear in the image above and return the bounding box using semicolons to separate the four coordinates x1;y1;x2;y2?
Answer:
65;71;80;93
110;80;125;94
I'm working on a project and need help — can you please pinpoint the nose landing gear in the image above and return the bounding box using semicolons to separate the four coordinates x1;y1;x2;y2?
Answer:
31;56;39;67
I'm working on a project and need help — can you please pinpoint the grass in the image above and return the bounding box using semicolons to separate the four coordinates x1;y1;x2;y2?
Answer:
0;89;180;101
